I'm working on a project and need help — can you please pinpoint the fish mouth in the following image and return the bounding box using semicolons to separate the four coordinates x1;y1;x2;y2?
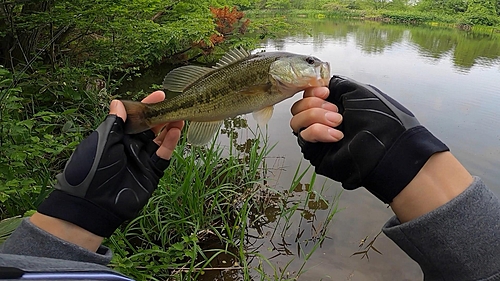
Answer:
307;62;331;87
272;60;331;96
306;77;329;87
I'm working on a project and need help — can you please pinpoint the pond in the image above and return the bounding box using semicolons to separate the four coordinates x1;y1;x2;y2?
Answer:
243;20;500;280
122;19;500;280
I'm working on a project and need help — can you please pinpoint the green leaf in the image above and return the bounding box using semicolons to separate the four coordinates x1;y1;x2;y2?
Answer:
171;242;184;251
0;216;23;244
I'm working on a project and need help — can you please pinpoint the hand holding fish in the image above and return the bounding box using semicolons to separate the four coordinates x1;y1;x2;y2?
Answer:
111;91;184;161
290;86;344;142
37;92;184;239
291;76;449;204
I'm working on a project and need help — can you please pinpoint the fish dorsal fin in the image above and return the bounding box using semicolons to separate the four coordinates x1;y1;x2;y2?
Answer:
163;65;213;92
252;106;274;127
187;120;223;146
213;48;251;69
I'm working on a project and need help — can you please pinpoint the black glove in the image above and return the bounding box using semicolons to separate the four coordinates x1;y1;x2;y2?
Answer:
298;76;449;203
38;115;171;237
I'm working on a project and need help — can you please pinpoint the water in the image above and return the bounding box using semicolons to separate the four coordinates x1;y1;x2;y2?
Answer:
124;20;500;280
231;20;500;280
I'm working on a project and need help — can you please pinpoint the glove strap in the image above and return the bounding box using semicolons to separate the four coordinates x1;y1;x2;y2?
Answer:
363;126;449;203
38;190;122;237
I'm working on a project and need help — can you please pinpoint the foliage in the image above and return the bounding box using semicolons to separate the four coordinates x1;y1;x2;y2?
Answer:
415;0;499;26
2;0;498;279
0;216;23;244
462;0;499;26
0;66;109;218
196;6;251;50
0;1;256;70
263;0;500;27
417;0;468;13
0;1;255;217
380;10;435;24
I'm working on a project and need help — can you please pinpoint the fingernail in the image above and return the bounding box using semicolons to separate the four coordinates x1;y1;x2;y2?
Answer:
325;112;342;123
322;102;337;112
328;128;344;140
110;100;118;109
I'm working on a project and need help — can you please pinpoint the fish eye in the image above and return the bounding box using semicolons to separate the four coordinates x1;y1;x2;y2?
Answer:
305;57;315;65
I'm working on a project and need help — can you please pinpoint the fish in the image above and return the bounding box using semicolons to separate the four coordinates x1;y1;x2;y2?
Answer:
121;48;331;145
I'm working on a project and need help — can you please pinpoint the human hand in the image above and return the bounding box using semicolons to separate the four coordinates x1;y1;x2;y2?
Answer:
37;91;184;237
290;76;449;203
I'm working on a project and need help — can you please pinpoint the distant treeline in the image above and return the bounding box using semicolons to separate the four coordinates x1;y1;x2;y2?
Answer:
248;0;500;26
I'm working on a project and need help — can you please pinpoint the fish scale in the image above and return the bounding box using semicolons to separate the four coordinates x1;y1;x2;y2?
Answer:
147;56;281;123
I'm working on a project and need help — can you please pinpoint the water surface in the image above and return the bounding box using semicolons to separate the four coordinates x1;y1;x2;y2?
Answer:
227;20;500;280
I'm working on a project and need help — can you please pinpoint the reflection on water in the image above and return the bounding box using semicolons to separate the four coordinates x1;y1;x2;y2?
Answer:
268;20;500;73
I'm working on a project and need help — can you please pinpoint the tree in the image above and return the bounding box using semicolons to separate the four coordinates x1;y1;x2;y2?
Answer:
464;0;498;25
359;0;391;10
265;0;291;9
1;0;254;69
416;0;467;13
0;0;54;68
466;0;497;16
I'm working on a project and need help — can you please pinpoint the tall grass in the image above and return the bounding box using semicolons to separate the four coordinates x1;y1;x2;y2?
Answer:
106;126;340;280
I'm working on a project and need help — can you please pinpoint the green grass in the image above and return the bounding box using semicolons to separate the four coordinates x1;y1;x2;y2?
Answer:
105;127;341;280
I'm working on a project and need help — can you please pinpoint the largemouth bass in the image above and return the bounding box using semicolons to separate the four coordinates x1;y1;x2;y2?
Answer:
122;48;330;145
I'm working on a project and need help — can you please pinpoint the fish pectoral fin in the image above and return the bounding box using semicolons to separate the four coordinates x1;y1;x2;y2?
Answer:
252;106;274;127
163;66;214;92
213;47;251;69
187;121;223;146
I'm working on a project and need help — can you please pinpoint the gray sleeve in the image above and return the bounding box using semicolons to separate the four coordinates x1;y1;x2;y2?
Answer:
383;176;500;281
0;218;112;265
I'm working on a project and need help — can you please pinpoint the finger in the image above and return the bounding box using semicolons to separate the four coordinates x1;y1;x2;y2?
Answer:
164;120;185;132
140;91;167;134
154;121;184;144
300;123;344;143
290;108;343;133
142;90;165;104
109;100;127;122
291;97;338;116
155;126;182;160
151;123;166;136
303;86;329;99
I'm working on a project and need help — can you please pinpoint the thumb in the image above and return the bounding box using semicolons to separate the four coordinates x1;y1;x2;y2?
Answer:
109;100;127;123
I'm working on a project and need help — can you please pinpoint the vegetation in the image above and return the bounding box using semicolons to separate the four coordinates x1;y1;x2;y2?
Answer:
248;0;500;27
0;1;340;279
106;130;340;280
1;0;498;279
0;0;260;218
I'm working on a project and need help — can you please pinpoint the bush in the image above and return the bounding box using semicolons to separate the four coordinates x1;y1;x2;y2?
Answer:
380;11;430;24
0;66;109;218
461;13;500;26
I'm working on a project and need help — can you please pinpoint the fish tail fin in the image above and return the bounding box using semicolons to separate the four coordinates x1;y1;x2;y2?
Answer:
121;100;152;134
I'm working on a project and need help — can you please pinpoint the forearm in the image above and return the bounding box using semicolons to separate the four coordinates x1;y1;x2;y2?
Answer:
30;212;104;252
384;177;500;280
0;218;112;265
389;151;473;222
